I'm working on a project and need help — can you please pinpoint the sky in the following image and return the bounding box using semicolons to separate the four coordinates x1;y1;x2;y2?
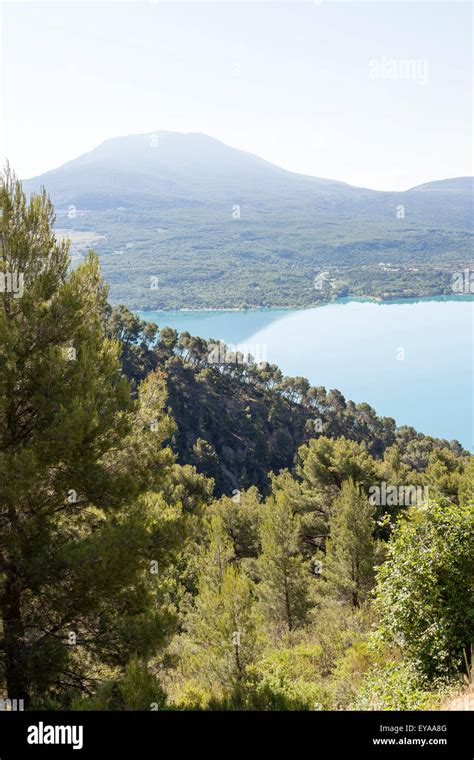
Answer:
0;0;472;190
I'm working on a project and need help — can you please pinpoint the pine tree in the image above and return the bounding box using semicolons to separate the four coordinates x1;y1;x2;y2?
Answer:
0;169;176;706
322;479;376;607
257;492;312;635
181;515;259;694
209;486;261;559
458;456;474;508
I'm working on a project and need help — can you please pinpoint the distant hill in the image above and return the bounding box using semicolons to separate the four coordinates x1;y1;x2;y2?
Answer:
410;176;473;192
22;132;473;309
23;132;366;211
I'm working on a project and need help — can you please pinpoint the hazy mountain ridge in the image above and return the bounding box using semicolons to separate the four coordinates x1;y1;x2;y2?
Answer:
22;132;473;309
24;131;472;218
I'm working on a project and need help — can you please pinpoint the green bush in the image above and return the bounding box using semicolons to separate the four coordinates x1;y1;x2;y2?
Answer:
374;499;473;681
72;657;167;711
353;661;449;711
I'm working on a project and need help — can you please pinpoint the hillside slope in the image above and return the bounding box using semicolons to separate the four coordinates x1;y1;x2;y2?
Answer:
23;132;473;309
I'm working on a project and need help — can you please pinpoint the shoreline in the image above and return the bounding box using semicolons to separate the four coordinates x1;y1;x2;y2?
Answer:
133;293;474;315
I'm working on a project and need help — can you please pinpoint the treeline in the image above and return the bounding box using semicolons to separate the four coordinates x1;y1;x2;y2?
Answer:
0;169;472;712
106;304;466;495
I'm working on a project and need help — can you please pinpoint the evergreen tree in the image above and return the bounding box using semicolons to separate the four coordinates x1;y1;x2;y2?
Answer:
270;469;329;559
297;436;378;499
423;447;466;502
322;479;376;608
458;456;474;508
209;486;261;559
0;169;176;706
257;492;312;635
181;515;259;693
106;304;158;385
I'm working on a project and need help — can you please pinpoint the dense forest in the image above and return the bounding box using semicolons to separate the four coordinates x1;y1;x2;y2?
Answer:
0;171;472;712
24;132;474;310
57;204;473;310
108;302;466;496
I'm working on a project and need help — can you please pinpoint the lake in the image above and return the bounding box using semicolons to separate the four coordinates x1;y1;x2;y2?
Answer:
136;298;473;450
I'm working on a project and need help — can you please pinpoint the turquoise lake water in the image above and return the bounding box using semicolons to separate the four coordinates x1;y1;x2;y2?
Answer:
137;298;473;450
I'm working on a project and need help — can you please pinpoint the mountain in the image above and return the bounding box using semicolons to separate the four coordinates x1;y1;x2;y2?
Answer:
23;132;472;220
410;176;473;192
22;132;473;309
23;131;364;210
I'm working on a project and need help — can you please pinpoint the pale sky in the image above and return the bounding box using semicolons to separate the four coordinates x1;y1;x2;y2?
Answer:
0;0;472;190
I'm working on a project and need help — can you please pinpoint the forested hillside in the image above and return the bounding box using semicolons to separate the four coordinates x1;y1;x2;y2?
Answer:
107;303;467;495
23;132;474;309
0;172;472;712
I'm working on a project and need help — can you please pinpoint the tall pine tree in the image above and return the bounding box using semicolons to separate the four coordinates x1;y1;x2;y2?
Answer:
257;492;312;636
0;169;176;706
322;479;376;607
181;515;260;695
